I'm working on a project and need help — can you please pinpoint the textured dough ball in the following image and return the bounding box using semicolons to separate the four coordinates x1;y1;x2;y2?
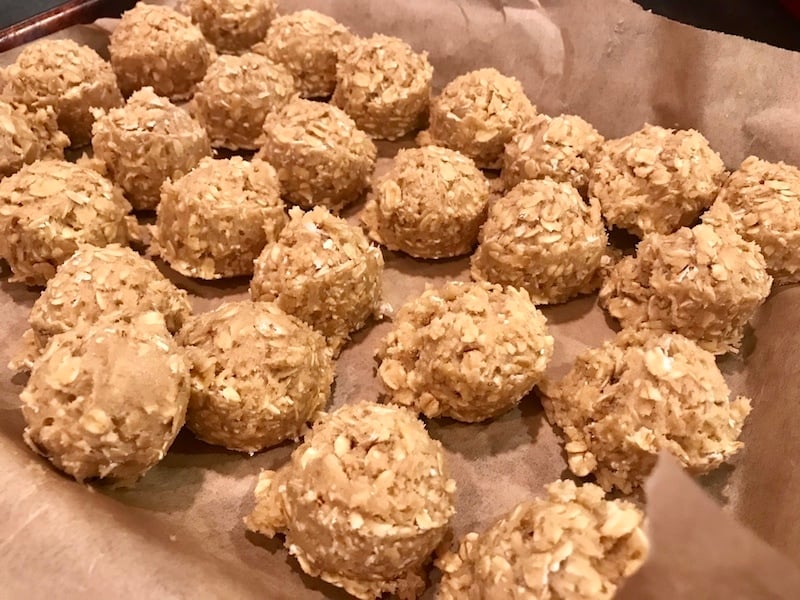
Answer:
253;10;352;98
2;39;122;147
362;146;489;259
156;156;285;279
193;53;294;150
257;98;376;212
20;312;190;485
502;113;604;195
110;2;213;100
0;160;130;286
332;34;433;140
471;178;608;304
542;330;752;493
376;281;553;422
92;87;211;210
245;401;456;600
589;124;726;237
422;68;536;169
250;206;384;353
599;223;771;354
437;480;648;600
183;0;277;54
0;100;69;177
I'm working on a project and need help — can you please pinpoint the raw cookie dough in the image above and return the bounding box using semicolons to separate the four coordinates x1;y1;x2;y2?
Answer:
471;178;608;305
376;281;553;423
0;160;130;286
541;329;753;493
156;156;286;279
589;124;726;237
598;223;772;354
20;312;190;485
182;0;277;54
362;145;489;259
437;480;649;599
0;100;69;177
250;206;384;354
2;38;122;146
257;98;376;212
92;87;211;211
245;401;456;600
332;34;433;140
177;301;334;453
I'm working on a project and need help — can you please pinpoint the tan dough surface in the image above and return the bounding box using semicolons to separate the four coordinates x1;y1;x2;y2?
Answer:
0;100;69;177
182;0;277;54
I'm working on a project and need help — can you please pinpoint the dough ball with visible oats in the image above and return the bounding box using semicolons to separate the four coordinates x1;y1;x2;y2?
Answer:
193;53;294;150
589;124;726;237
257;98;376;211
2;38;122;146
177;301;334;453
0;100;69;177
437;480;649;600
20;312;190;485
599;223;771;354
245;401;456;600
502;113;604;195
92;87;211;211
183;0;277;54
422;68;536;169
542;330;752;493
156;156;285;279
471;178;608;304
110;2;213;100
332;34;433;140
253;10;352;98
0;160;130;286
376;281;553;423
250;206;384;354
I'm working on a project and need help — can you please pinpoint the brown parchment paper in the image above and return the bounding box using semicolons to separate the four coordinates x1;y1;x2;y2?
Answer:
2;1;800;598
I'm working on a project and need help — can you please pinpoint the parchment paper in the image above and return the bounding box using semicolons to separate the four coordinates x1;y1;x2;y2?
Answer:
2;1;800;598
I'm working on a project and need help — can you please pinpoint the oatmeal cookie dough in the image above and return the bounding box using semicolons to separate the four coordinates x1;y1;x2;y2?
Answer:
376;281;553;423
250;206;384;354
109;2;214;100
156;156;285;279
182;0;277;54
0;100;69;177
257;98;376;211
245;401;456;600
92;87;211;211
362;145;489;259
253;10;352;98
589;124;726;237
471;178;608;305
332;34;433;140
0;160;130;286
541;330;752;493
20;312;190;485
437;480;648;600
599;223;772;354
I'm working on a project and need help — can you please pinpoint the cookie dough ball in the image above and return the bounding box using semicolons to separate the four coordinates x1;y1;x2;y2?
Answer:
110;2;213;100
193;53;294;150
332;34;433;140
2;39;121;147
92;87;211;210
253;10;352;98
471;178;608;304
599;223;771;354
502;114;604;195
246;401;456;600
20;312;190;485
362;146;489;259
0;160;130;286
183;0;277;54
0;101;69;177
376;281;553;423
542;330;752;493
589;124;726;237
437;480;648;599
257;98;376;211
177;301;333;453
422;68;536;169
250;206;384;353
